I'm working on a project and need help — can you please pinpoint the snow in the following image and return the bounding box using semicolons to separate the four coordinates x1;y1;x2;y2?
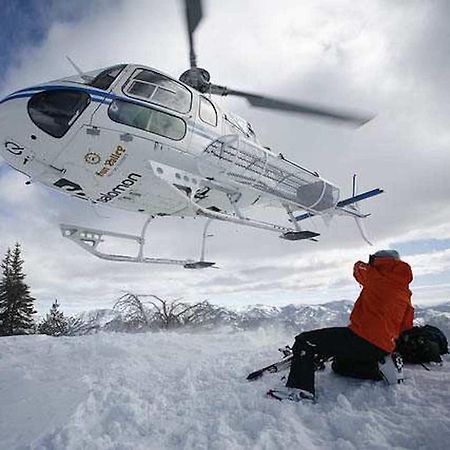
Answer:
1;327;449;450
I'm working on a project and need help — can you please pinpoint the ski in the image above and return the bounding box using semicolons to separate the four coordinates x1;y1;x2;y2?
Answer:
246;346;330;381
246;355;293;381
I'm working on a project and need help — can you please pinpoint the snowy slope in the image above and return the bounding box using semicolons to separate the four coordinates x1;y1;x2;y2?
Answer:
1;328;449;450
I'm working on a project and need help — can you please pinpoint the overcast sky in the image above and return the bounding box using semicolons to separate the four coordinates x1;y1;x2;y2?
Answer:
1;0;450;314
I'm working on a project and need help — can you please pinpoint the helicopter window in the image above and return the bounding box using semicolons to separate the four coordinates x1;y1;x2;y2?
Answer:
27;89;91;138
108;99;186;141
124;69;192;113
88;64;126;90
199;96;217;126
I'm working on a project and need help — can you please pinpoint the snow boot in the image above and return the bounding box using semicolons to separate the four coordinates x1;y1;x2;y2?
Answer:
378;352;404;385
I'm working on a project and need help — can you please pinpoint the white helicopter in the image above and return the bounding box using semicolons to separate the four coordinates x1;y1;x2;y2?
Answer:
0;0;383;269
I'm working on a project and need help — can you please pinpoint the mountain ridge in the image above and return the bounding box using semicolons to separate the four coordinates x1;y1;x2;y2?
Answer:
75;299;450;337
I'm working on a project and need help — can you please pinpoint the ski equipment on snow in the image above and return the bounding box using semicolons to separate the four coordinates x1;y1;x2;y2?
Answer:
247;355;293;381
246;347;329;381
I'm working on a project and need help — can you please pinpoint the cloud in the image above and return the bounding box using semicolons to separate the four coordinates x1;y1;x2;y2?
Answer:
1;0;449;312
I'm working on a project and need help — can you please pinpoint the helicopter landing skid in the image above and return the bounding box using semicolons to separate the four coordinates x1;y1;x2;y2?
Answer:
59;218;216;269
280;231;320;241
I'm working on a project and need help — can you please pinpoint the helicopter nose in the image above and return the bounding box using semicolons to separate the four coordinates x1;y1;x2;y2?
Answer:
0;96;26;165
0;93;39;177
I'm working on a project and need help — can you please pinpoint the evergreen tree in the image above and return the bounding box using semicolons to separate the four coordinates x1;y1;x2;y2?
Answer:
0;243;36;335
0;248;12;335
38;300;69;336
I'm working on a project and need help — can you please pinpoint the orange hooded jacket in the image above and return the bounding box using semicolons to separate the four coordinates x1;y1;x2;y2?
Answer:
349;258;414;353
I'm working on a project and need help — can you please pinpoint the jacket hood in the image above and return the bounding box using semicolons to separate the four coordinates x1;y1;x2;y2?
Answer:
372;258;413;287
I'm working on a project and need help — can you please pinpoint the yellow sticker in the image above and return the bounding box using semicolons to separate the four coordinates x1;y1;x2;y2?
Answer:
96;145;126;177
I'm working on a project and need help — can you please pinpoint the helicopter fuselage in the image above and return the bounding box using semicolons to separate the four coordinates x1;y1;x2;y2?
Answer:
0;63;340;220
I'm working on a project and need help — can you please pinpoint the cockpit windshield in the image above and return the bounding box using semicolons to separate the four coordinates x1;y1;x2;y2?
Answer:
88;64;126;90
60;64;126;91
123;69;192;114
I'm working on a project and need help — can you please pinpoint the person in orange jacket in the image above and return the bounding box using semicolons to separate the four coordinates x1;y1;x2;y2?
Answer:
268;250;414;402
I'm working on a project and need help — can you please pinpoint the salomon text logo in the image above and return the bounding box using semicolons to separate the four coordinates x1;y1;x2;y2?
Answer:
96;173;142;203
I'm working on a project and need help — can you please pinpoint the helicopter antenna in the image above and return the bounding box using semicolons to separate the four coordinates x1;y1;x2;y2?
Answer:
65;56;94;82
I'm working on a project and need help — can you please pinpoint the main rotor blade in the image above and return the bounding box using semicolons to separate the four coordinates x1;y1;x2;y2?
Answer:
211;85;373;126
184;0;203;68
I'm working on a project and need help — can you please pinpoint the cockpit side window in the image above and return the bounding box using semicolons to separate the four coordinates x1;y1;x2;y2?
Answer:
28;90;91;138
199;96;217;126
108;99;186;141
123;69;192;114
88;64;126;90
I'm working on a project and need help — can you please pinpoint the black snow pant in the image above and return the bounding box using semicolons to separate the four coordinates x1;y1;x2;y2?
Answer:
286;327;388;395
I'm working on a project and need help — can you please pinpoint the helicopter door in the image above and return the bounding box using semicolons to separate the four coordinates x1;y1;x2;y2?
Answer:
49;123;144;206
51;122;189;214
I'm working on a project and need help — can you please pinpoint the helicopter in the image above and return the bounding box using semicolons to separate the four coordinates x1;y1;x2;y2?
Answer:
0;0;383;269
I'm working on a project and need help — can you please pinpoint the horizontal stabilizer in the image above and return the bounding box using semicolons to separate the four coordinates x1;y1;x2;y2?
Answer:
294;188;384;222
336;188;384;208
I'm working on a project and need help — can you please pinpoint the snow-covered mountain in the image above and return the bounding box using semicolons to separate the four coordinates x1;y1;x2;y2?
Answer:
414;303;450;336
77;300;450;337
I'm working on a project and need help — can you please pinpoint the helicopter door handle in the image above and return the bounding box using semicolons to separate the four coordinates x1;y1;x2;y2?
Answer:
120;133;133;142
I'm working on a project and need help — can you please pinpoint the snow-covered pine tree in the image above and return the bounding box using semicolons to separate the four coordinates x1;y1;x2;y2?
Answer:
0;243;36;335
38;300;69;336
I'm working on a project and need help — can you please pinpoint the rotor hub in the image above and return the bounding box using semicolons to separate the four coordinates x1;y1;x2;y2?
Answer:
179;67;211;93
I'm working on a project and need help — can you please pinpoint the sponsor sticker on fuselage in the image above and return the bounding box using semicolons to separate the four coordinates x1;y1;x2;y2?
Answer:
96;173;142;203
84;152;101;165
96;145;127;177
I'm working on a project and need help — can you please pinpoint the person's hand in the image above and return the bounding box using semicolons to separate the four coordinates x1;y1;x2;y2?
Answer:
353;261;369;285
354;260;368;271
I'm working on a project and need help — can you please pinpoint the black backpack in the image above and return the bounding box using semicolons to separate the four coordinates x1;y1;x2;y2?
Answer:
396;325;448;364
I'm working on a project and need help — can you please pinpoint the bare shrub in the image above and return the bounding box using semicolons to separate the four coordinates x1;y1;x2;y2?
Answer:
113;292;219;330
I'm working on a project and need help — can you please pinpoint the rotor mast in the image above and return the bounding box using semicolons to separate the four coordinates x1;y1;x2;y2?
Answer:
180;0;373;127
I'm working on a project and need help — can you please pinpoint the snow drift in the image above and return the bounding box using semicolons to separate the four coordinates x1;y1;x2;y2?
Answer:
1;302;449;449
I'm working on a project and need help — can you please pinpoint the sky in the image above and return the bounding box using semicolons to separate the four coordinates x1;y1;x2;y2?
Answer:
1;0;450;314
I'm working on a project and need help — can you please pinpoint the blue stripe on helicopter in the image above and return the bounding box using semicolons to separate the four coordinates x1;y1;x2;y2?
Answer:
0;90;108;105
6;83;116;99
0;85;115;105
0;85;220;143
